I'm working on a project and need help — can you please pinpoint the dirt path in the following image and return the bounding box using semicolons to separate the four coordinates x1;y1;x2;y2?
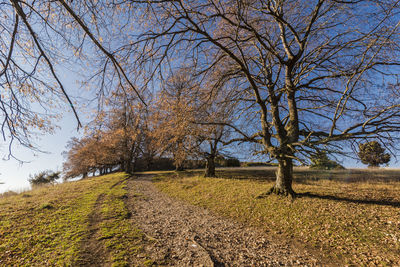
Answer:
126;175;324;266
75;194;110;266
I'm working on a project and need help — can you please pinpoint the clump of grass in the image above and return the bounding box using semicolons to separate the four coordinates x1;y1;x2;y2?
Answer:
154;171;400;265
0;190;18;198
39;203;54;210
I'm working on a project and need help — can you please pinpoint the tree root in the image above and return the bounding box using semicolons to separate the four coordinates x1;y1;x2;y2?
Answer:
256;186;296;199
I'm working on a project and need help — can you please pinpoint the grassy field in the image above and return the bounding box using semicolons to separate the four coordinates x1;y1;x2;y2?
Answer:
0;172;147;266
1;168;399;266
154;167;400;266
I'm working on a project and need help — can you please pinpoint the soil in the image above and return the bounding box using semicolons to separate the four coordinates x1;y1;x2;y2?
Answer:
75;193;110;266
126;175;325;266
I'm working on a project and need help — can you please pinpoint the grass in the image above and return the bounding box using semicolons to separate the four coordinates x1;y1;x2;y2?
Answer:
154;168;400;266
99;178;151;266
0;172;147;266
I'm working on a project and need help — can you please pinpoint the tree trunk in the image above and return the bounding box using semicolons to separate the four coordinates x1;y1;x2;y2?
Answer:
146;156;153;171
176;164;184;171
124;160;133;175
204;156;216;177
268;158;295;197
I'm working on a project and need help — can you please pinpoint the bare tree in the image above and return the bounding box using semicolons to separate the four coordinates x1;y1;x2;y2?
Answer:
151;69;200;170
117;0;400;196
195;85;236;177
0;0;145;158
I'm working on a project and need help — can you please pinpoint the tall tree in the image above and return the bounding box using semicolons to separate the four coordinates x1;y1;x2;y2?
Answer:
117;0;400;196
152;69;201;170
194;84;235;177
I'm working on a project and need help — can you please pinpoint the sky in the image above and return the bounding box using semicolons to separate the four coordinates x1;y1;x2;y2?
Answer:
1;1;399;193
0;112;81;193
0;65;87;194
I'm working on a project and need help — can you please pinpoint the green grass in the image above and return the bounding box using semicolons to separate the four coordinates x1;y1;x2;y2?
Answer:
99;178;149;266
154;168;400;266
0;172;147;266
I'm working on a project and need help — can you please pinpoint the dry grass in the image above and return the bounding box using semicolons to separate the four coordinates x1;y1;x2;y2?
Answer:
154;168;400;266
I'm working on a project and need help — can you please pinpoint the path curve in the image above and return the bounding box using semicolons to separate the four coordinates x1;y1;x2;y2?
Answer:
126;175;323;266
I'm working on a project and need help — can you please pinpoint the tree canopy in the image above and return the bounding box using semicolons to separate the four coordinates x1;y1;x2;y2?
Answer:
119;0;400;195
358;141;391;168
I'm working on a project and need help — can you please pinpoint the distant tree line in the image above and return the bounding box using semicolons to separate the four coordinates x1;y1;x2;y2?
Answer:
29;170;61;187
62;77;240;179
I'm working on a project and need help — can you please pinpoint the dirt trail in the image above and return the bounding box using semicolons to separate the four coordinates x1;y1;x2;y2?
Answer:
126;175;324;266
75;193;110;266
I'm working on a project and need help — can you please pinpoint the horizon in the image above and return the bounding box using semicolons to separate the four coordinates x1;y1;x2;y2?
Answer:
1;136;398;194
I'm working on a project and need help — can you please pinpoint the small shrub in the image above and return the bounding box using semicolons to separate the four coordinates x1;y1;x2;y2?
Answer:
224;157;241;167
216;156;241;167
29;170;61;187
40;203;54;210
242;162;277;167
310;152;345;170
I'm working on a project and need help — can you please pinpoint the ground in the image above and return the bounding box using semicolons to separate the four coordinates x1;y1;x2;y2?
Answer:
1;168;399;265
127;175;322;266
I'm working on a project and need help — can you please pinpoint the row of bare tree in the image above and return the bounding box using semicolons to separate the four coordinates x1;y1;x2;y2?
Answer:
2;0;400;196
63;69;236;178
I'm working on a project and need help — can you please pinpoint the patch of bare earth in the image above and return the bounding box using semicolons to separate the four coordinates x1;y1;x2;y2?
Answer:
126;175;326;266
75;193;110;266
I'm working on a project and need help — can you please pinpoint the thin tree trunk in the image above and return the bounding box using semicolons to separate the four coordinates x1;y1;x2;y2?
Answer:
176;164;184;171
124;160;133;175
268;157;295;196
146;156;153;171
204;155;216;177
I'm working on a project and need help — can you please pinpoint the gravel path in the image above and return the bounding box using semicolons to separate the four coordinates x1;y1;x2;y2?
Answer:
126;175;324;266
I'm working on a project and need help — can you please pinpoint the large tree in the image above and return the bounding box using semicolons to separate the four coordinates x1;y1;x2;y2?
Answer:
152;68;235;176
118;0;400;196
63;98;148;178
151;70;201;171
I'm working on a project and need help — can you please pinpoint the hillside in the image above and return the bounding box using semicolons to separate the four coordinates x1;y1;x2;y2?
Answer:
1;168;400;266
1;170;322;266
0;173;147;266
154;168;400;265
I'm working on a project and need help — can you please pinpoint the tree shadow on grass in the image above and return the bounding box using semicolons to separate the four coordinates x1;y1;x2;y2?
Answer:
297;192;400;208
170;168;278;181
